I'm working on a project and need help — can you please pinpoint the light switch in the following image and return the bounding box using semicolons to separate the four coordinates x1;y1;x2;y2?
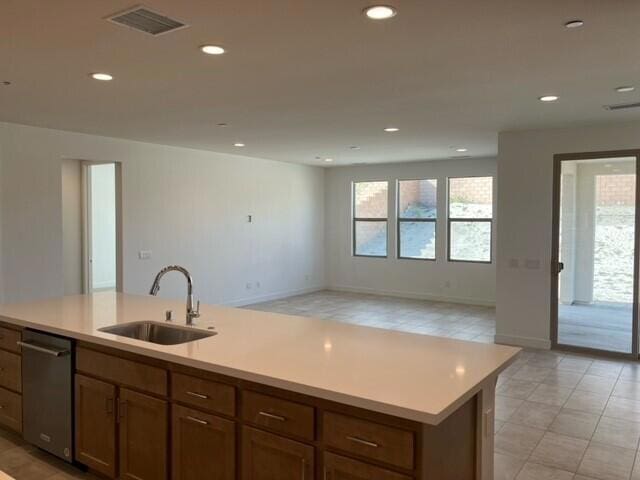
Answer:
508;258;519;268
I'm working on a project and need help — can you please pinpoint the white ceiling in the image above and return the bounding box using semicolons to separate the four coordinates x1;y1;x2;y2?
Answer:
2;0;640;166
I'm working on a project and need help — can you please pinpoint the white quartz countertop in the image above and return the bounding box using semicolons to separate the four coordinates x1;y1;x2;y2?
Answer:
0;293;519;425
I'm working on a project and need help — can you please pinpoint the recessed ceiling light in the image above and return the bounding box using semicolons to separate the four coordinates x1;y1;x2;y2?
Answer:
91;73;113;81
201;45;225;55
217;122;228;127
455;148;468;153
564;19;584;29
616;86;636;93
364;5;397;20
324;158;334;163
384;127;399;132
539;95;559;102
234;143;245;147
1;81;11;86
349;146;361;150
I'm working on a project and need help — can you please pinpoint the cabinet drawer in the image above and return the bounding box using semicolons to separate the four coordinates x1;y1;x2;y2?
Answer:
172;404;236;480
171;373;235;417
0;387;21;433
242;427;314;480
0;327;21;354
0;351;21;393
323;412;414;470
76;347;167;396
324;453;411;480
242;391;314;441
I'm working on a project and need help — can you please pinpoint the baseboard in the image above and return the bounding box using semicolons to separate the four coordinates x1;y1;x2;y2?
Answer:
494;334;551;350
328;285;495;307
226;286;325;307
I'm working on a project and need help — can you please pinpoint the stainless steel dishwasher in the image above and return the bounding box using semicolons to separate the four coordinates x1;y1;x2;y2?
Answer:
19;329;74;462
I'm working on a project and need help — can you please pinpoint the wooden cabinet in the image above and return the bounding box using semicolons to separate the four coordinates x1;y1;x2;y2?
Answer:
323;453;411;480
75;375;117;478
242;426;314;480
0;386;22;433
0;327;21;354
119;388;168;480
77;347;167;396
242;391;314;441
0;350;21;393
68;345;472;480
323;412;414;470
75;374;168;480
172;404;235;480
171;372;235;416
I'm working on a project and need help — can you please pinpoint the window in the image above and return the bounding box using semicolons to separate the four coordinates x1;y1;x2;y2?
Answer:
448;176;493;262
397;179;437;260
353;181;388;257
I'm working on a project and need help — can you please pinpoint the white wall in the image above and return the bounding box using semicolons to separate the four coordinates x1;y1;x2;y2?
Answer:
325;157;497;306
61;159;83;295
0;122;325;305
497;121;640;349
90;163;117;291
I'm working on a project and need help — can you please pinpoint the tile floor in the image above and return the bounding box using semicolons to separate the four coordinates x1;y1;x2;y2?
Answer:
2;290;640;479
0;427;97;479
247;290;497;342
495;349;640;480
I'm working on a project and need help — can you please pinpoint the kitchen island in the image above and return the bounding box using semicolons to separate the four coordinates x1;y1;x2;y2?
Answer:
0;292;519;480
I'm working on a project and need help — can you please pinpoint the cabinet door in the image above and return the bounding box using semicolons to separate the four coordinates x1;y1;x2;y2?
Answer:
242;426;314;480
323;453;411;480
75;375;117;478
172;404;235;480
119;388;168;480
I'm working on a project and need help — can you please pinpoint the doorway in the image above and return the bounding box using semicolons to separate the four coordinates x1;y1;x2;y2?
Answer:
551;151;640;357
82;162;122;293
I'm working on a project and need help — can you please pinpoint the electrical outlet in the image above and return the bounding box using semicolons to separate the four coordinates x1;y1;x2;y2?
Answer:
246;282;252;290
138;250;152;260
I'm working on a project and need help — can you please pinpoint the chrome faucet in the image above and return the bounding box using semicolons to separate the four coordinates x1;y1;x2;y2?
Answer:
149;265;200;325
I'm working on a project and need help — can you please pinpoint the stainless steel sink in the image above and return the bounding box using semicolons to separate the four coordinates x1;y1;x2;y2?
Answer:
99;321;216;345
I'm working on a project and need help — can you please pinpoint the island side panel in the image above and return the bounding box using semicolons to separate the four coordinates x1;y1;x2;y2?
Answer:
476;377;496;480
420;395;477;480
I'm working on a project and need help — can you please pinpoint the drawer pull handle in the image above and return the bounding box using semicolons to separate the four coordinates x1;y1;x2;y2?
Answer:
186;391;209;400
186;416;209;425
346;436;379;448
258;411;286;422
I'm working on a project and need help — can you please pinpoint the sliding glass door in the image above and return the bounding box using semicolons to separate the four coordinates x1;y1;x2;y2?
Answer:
552;152;639;356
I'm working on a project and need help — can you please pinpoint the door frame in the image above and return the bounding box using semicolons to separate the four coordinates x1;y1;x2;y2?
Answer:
551;149;640;359
81;161;123;294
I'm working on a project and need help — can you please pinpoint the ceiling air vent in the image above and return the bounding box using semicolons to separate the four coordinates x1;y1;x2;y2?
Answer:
107;6;188;36
604;102;640;111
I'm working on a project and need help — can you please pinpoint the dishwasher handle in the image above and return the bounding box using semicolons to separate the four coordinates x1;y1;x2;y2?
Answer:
17;340;70;357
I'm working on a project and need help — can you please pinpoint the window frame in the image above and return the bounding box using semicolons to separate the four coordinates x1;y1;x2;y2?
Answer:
352;180;389;258
447;176;493;264
396;178;437;261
